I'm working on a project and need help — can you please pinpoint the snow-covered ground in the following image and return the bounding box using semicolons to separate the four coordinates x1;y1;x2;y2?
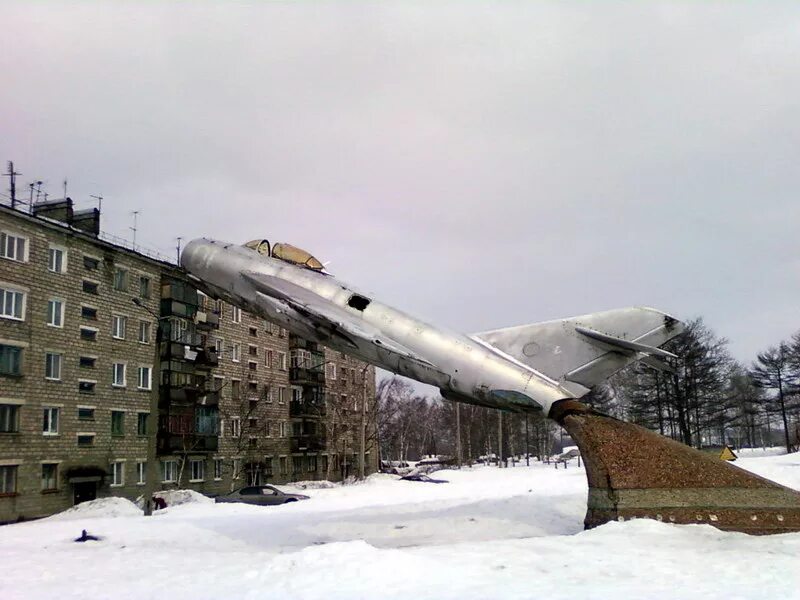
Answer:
1;453;798;600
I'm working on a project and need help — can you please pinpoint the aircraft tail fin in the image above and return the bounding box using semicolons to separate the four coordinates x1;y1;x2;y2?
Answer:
473;307;684;395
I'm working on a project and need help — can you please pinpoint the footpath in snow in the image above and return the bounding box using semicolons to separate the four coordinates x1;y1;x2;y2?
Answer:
0;453;798;600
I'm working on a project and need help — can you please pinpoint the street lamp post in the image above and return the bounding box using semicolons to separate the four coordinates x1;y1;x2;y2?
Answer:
132;297;166;516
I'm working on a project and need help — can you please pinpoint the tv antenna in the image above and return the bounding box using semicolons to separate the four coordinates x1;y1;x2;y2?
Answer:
176;237;183;263
2;161;20;208
130;210;140;249
90;194;103;213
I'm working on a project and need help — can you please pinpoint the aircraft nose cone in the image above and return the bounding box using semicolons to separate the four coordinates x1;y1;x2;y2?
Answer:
180;238;211;273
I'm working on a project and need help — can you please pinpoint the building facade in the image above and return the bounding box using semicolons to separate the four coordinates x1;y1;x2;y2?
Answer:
0;202;377;523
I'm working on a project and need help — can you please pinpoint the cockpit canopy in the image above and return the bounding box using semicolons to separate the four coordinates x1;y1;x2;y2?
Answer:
243;239;324;271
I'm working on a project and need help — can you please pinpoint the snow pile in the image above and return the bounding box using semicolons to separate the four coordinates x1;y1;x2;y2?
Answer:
47;497;142;521
155;489;214;507
3;455;797;599
286;480;336;490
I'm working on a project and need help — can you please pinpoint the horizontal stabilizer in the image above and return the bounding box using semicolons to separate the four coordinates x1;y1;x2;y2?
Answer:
474;307;684;396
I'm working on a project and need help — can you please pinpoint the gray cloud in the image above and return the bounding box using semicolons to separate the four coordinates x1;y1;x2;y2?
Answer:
2;2;799;365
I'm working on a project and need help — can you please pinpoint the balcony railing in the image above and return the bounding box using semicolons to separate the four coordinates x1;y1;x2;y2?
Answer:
289;367;325;385
290;434;326;453
289;400;326;417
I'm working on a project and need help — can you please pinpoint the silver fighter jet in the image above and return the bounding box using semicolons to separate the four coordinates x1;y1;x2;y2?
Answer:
180;238;684;418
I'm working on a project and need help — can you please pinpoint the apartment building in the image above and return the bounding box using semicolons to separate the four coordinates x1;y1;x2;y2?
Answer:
0;201;377;523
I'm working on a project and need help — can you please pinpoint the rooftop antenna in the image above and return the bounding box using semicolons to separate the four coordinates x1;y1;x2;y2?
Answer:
2;161;20;208
130;210;140;249
63;177;68;200
35;181;43;203
176;237;183;263
90;194;103;214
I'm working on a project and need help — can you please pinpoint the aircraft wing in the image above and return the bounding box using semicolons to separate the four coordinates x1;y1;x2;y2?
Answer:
241;271;434;367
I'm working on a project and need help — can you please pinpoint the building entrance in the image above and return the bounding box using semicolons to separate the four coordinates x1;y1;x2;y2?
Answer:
73;481;97;505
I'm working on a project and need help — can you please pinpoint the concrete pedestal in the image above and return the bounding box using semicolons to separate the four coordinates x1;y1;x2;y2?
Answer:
552;401;800;535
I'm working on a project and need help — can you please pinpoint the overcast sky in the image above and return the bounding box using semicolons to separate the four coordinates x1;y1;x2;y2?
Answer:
2;2;799;367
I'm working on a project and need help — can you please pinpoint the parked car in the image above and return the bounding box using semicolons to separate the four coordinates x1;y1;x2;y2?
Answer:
400;473;448;484
214;485;310;506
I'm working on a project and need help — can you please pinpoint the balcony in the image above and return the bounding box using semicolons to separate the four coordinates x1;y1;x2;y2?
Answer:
290;434;326;453
194;347;219;369
290;400;326;418
194;309;220;330
158;411;219;454
289;336;321;352
289;367;325;385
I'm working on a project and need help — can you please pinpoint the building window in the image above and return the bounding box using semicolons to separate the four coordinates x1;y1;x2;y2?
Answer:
214;338;223;354
248;417;258;429
190;459;205;482
48;246;66;273
292;456;303;474
137;366;152;390
0;344;23;376
308;456;317;472
278;387;286;405
1;465;18;494
249;327;257;337
161;460;177;483
110;461;124;486
136;462;146;485
232;458;241;480
42;407;59;435
138;321;151;344
77;433;95;446
113;268;128;292
231;343;241;363
81;306;97;320
231;306;241;323
139;276;151;299
82;280;99;295
45;298;64;328
112;315;127;340
137;412;148;435
42;463;58;491
264;386;273;403
45;352;62;380
265;420;272;437
248;361;257;372
291;387;302;403
231;379;241;401
0;404;20;432
231;417;241;438
279;421;286;437
80;327;97;341
0;232;27;262
112;363;126;387
78;380;96;394
213;459;223;480
78;406;95;421
248;345;258;357
79;356;96;369
278;352;287;371
279;457;288;475
327;363;337;380
111;410;125;436
265;350;273;368
279;327;287;338
83;255;99;270
0;287;25;320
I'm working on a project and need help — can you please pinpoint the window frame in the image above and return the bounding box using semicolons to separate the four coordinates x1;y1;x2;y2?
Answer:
0;343;24;377
161;460;177;483
41;463;59;491
111;410;125;436
111;314;127;340
0;231;28;263
0;404;20;433
112;362;127;387
110;461;124;487
0;285;26;321
42;406;60;436
47;245;67;274
190;459;205;482
137;366;152;391
44;352;62;381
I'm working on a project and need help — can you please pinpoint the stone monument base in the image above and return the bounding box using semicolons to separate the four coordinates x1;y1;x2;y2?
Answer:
550;400;800;535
